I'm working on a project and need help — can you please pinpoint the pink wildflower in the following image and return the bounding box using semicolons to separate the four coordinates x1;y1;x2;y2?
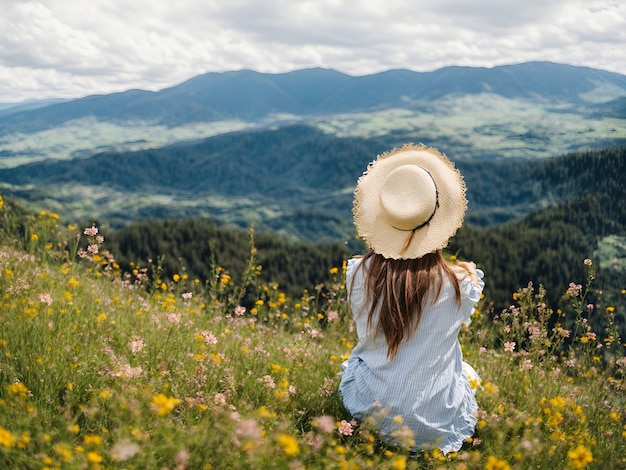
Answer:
110;439;140;461
337;420;354;436
235;419;262;439
313;415;335;434
214;393;227;405
84;226;99;236
39;293;53;306
87;244;99;254
167;313;182;324
584;258;592;266
519;358;533;371
504;341;516;353
566;282;582;298
182;292;192;300
201;331;218;345
234;305;246;316
257;375;276;389
127;337;145;353
326;310;339;322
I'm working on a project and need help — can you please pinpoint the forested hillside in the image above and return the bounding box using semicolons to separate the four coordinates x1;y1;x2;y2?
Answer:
2;127;625;240
104;218;353;303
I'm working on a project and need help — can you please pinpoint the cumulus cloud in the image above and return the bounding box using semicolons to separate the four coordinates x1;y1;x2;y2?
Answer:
0;0;624;102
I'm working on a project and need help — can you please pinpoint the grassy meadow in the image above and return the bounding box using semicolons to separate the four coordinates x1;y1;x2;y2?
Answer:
1;199;625;469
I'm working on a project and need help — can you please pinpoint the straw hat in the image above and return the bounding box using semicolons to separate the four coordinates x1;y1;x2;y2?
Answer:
353;143;467;259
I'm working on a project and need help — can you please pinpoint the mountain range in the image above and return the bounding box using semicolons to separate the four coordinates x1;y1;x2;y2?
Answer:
2;61;626;136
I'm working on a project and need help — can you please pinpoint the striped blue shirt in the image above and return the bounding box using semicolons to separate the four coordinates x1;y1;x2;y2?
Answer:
339;256;485;453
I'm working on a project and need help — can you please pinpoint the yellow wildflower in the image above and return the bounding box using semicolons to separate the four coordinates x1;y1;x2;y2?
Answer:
567;445;593;469
277;434;300;456
391;455;407;470
150;393;181;416
0;426;16;448
485;455;512;470
8;382;30;398
86;451;103;464
84;434;102;445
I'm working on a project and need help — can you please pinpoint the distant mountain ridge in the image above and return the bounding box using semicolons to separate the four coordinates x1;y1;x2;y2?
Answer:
2;62;626;135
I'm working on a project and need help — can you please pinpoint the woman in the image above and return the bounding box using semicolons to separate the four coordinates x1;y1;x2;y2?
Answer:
339;143;484;454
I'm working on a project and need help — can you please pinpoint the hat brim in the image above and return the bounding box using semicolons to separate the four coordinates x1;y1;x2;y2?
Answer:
353;144;467;259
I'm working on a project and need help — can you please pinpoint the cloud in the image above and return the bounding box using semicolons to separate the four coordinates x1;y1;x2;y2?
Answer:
0;0;625;102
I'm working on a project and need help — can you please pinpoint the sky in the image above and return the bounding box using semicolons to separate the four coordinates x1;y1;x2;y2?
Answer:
1;0;625;104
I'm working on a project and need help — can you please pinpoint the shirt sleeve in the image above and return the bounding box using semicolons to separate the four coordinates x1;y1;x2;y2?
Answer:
462;269;485;324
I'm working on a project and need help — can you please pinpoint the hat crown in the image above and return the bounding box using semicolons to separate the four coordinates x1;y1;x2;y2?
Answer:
379;165;437;231
352;143;467;259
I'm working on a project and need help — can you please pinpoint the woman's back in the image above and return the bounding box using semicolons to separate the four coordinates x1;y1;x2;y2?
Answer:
340;254;484;453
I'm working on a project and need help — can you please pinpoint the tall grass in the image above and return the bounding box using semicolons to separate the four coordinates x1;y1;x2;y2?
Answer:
0;196;624;469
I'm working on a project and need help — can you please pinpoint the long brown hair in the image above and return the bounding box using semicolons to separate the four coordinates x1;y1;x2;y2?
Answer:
356;250;462;360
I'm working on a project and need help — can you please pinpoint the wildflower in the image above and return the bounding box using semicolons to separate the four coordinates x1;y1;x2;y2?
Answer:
84;226;99;236
519;358;534;371
583;258;592;266
485;455;512;470
0;426;16;448
390;455;407;470
167;313;181;323
39;293;53;306
182;292;192;300
234;305;246;316
214;393;227;405
567;445;593;469
53;443;73;463
200;331;218;345
277;434;300;456
566;283;582;298
326;310;339;322
337;420;354;436
312;415;335;433
503;341;516;353
8;382;30;398
83;434;102;445
235;419;262;439
150;393;181;416
86;451;103;464
127;336;145;353
87;244;99;254
111;439;140;461
329;267;339;274
257;375;276;389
